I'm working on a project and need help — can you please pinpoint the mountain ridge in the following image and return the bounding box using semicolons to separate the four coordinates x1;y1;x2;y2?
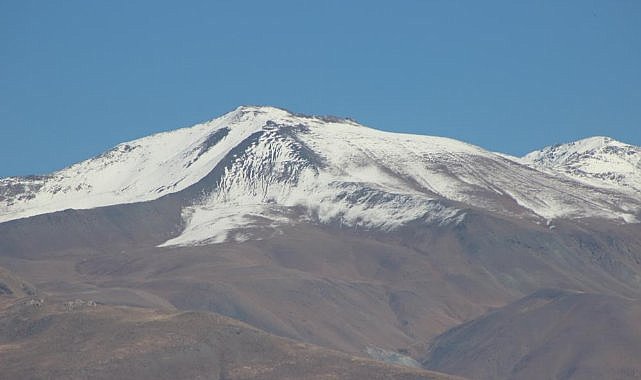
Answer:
2;106;640;247
522;135;641;194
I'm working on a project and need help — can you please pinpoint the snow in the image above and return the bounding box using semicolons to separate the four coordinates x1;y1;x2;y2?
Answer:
160;120;470;246
2;106;641;247
522;136;641;194
160;111;641;246
0;106;288;223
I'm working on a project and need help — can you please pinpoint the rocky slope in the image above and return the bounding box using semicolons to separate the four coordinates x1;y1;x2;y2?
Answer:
0;267;461;380
423;289;641;380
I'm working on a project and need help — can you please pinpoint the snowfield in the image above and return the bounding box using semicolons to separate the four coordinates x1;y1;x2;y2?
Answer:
522;136;641;194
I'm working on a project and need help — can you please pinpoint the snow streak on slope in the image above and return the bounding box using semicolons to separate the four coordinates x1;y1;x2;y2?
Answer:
522;136;641;194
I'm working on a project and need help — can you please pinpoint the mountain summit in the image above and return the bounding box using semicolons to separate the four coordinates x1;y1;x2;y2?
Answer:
522;136;641;193
1;106;640;246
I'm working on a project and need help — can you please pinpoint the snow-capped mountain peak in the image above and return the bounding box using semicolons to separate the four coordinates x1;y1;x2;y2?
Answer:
0;106;274;222
2;108;641;246
522;136;641;194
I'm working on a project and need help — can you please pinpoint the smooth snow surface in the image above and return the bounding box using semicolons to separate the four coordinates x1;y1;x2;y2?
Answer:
2;106;640;246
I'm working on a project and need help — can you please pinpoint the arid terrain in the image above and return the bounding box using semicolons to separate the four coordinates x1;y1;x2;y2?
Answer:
423;289;641;379
0;267;461;380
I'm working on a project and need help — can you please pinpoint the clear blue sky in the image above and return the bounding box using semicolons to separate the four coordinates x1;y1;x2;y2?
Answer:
1;1;640;177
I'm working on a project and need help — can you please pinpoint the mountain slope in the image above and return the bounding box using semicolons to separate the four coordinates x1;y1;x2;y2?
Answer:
423;289;641;380
0;108;279;223
0;282;460;380
3;205;641;360
3;106;640;247
522;136;641;194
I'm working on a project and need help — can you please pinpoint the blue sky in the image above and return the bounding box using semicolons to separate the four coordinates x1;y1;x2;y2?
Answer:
1;1;640;177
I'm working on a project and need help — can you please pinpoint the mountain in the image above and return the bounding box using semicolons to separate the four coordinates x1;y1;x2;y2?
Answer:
423;289;641;380
2;107;640;247
522;136;641;194
1;106;641;379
